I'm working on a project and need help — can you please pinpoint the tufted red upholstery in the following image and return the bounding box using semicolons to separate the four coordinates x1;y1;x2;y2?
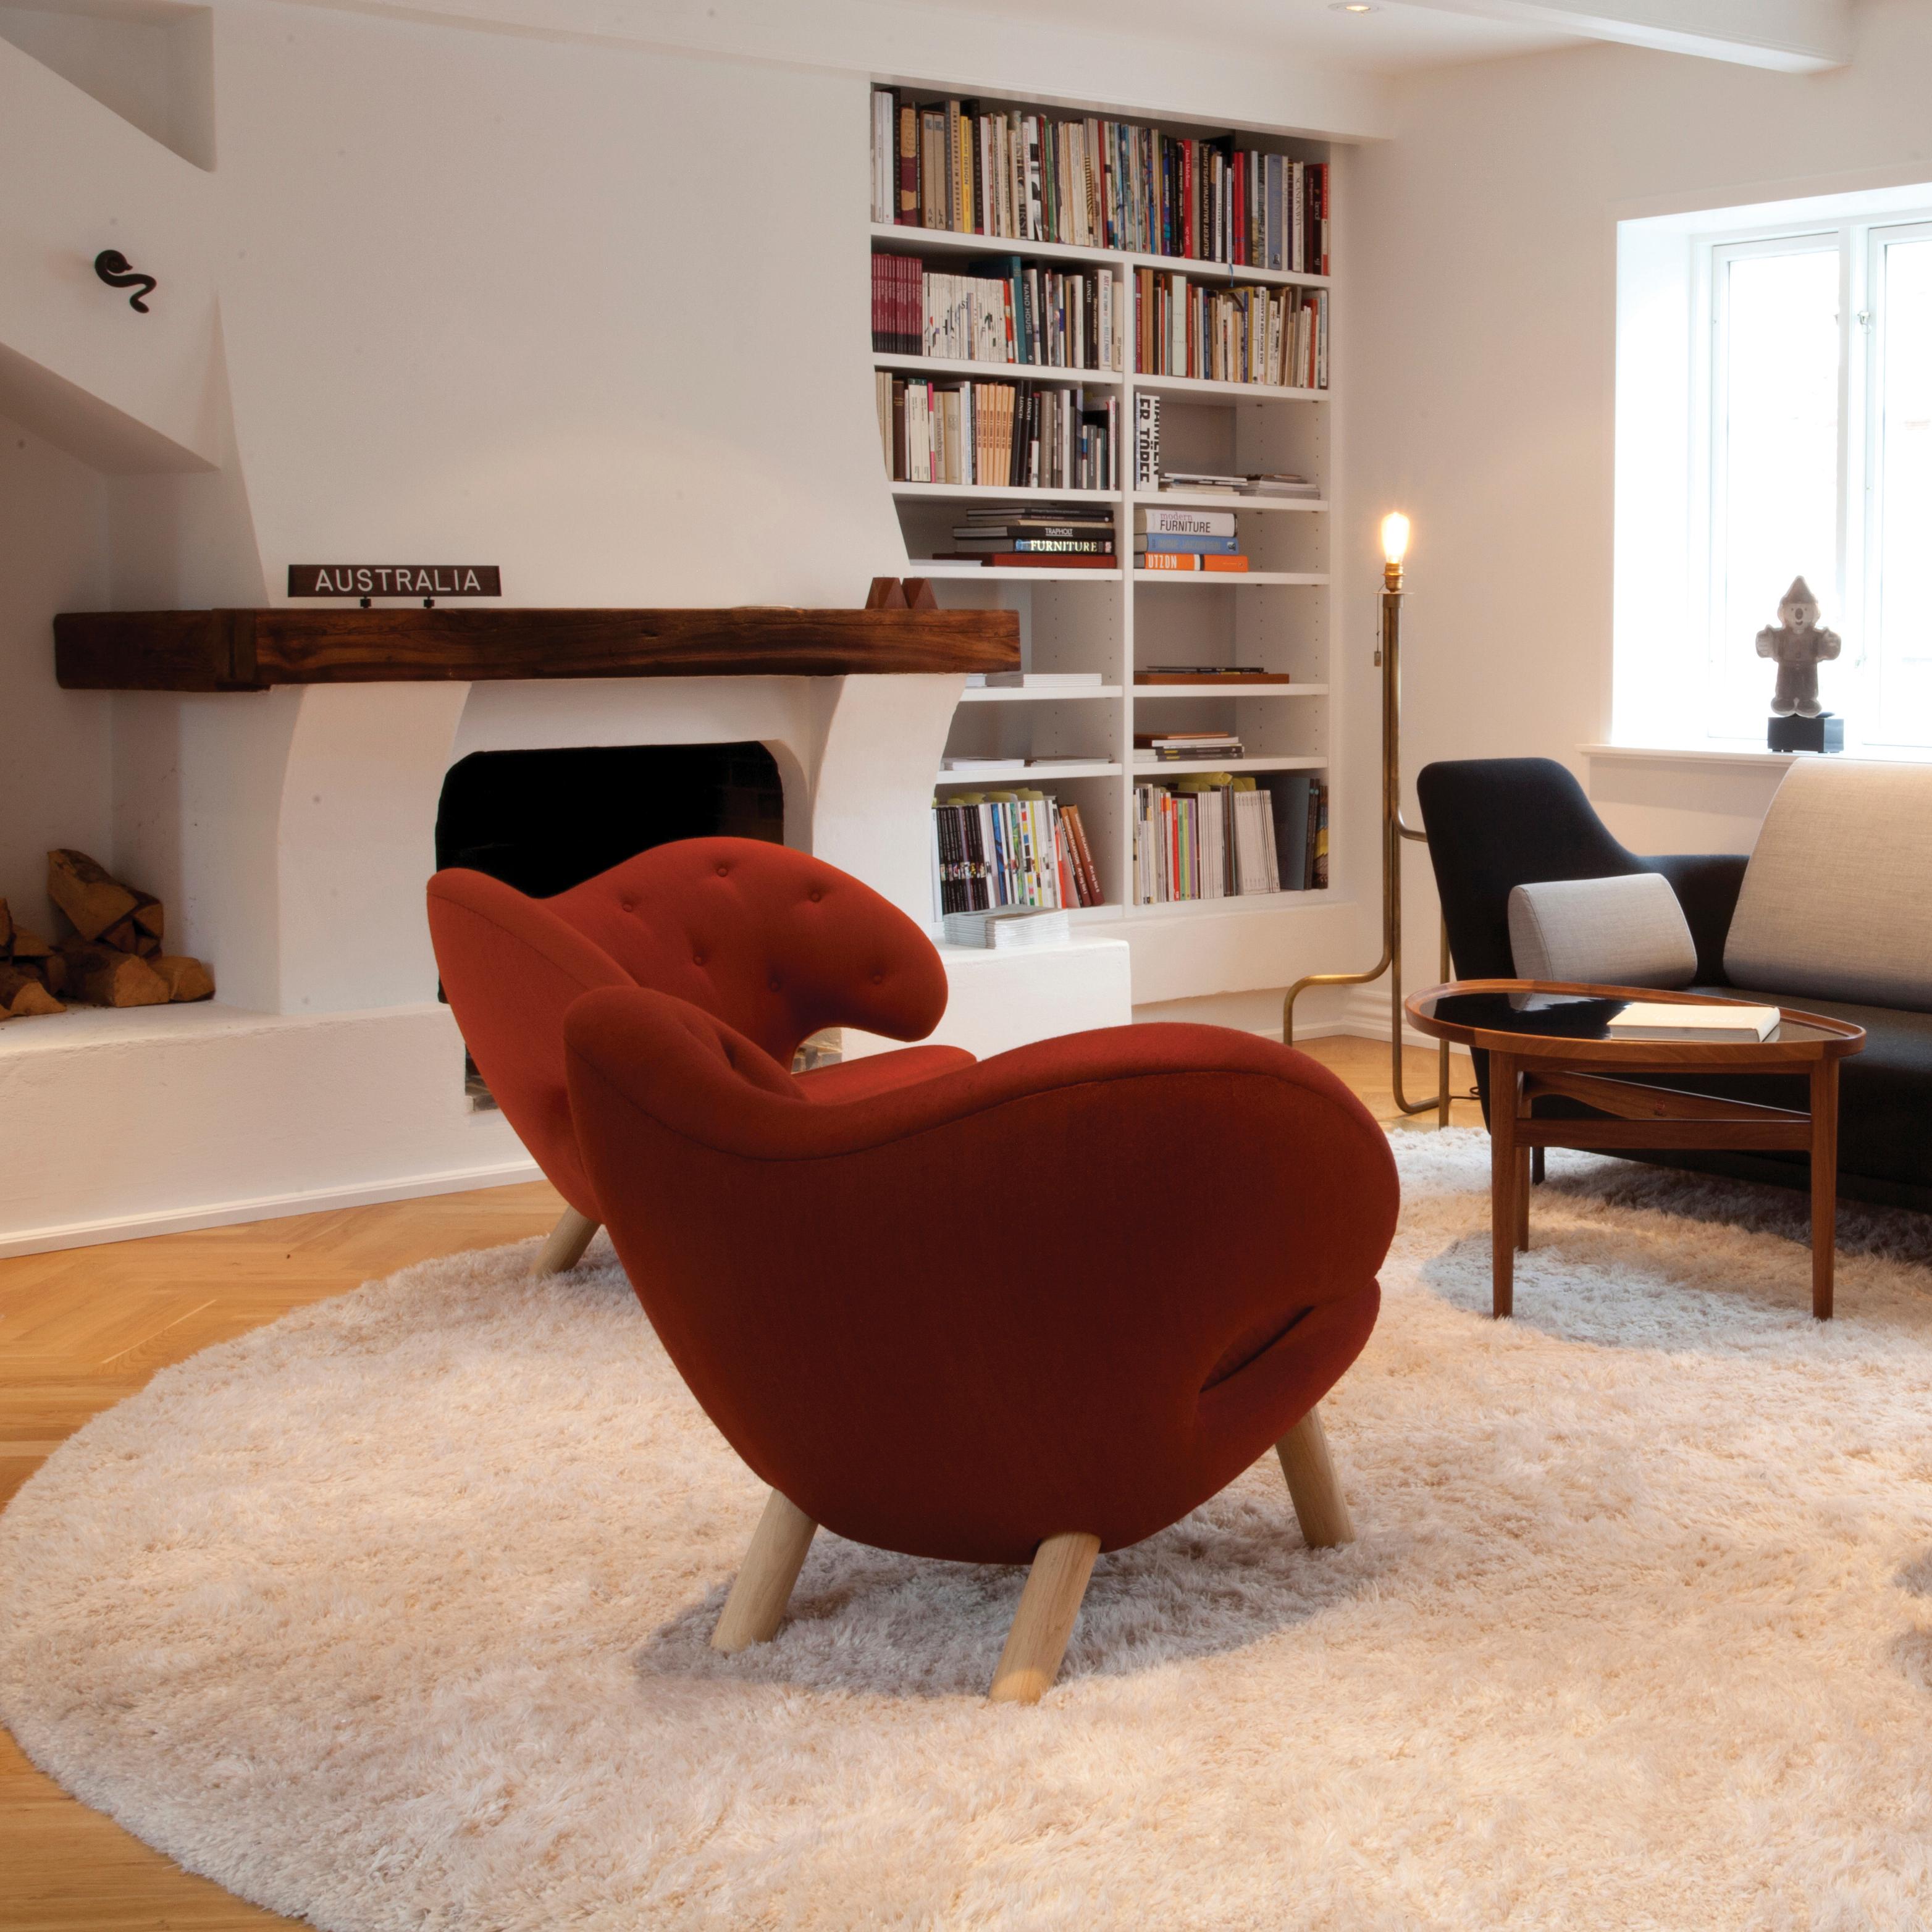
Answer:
565;987;1398;1565
427;839;972;1222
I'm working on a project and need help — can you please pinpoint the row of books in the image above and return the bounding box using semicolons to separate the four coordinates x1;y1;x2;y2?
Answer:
1136;274;1329;388
868;91;1332;275
876;380;1119;492
1134;775;1329;903
930;792;1106;915
872;254;1122;372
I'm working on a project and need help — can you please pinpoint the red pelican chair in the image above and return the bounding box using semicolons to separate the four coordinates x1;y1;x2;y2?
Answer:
563;988;1400;1702
427;838;973;1275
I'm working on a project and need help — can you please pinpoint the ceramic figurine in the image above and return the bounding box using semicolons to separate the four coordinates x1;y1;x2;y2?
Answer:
1757;576;1841;718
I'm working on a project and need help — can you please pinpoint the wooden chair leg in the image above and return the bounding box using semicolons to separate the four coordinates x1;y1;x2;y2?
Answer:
531;1206;600;1277
711;1490;818;1653
988;1531;1101;1705
1275;1405;1354;1548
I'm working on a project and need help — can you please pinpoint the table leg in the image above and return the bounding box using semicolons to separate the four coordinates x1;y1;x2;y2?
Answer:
1490;1051;1518;1318
1810;1059;1839;1321
1516;1145;1531;1252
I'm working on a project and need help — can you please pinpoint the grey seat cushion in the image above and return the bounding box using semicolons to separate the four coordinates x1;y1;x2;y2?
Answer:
1725;760;1932;1006
1507;872;1697;988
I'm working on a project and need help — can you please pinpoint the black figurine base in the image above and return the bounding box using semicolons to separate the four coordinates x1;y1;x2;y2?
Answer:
1767;712;1844;754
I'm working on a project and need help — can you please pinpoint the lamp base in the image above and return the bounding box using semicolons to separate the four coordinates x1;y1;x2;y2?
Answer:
1767;712;1844;754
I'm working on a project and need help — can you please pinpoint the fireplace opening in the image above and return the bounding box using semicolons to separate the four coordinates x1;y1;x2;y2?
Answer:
434;741;789;1107
435;741;784;898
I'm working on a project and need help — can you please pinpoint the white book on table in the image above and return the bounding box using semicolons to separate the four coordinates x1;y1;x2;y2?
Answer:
1603;1002;1781;1043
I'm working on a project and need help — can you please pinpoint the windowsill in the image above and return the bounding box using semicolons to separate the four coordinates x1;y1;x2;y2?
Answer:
1580;742;1797;771
1583;741;1932;768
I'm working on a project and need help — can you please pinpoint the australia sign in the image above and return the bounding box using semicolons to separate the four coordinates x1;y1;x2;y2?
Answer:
288;565;502;598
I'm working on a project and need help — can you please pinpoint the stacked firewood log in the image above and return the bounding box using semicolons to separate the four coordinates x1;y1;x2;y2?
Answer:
0;850;215;1020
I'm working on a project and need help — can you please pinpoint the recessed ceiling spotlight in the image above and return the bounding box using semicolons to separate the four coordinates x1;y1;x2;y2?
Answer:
1332;2;1378;11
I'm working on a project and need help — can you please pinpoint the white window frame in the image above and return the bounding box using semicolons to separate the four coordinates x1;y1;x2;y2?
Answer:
1860;217;1932;745
1685;203;1932;749
1695;224;1846;740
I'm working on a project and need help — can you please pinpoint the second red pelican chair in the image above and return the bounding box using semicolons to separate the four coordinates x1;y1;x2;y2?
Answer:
427;837;974;1275
563;988;1400;1702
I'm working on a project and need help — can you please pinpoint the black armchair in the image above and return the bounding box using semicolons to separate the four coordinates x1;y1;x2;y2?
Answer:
1416;758;1746;986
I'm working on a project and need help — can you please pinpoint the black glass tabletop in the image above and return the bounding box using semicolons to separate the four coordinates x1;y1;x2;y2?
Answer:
1410;988;1842;1046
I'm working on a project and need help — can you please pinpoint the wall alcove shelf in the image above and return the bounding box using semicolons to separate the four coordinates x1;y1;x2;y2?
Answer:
53;605;1020;692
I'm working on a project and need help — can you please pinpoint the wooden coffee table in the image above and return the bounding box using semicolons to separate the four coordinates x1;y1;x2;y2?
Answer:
1405;980;1866;1321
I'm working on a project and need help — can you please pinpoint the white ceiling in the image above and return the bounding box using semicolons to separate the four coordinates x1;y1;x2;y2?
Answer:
883;0;1572;76
881;0;1854;75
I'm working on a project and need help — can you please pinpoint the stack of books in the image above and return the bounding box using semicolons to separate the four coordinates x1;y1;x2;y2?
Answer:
878;382;1118;492
1137;730;1244;762
1159;469;1243;495
1135;504;1246;574
1243;473;1321;500
931;791;1106;915
941;907;1072;950
1133;773;1328;904
1135;273;1328;388
1137;665;1292;686
943;508;1116;569
870;91;1330;275
872;254;1121;372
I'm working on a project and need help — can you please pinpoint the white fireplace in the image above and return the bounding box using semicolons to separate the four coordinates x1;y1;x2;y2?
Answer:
1;672;1130;1257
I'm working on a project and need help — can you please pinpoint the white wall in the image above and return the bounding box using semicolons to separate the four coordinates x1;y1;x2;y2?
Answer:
1338;0;1932;1017
0;414;112;933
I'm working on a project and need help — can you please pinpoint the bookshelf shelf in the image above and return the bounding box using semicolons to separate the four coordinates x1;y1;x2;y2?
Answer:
1132;490;1327;513
938;760;1123;782
959;685;1124;702
871;88;1337;931
1124;251;1330;292
1133;682;1328;698
869;222;1121;274
1133;571;1330;587
890;482;1122;503
1133;755;1325;775
1132;373;1331;403
872;353;1124;387
909;562;1124;582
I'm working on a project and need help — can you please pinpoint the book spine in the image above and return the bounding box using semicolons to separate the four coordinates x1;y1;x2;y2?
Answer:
897;98;918;224
1136;533;1238;554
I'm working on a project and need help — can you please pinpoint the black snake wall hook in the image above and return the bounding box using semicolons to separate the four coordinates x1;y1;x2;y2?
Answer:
94;250;157;314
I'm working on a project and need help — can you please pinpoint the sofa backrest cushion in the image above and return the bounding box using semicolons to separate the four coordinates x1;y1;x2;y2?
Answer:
1724;759;1932;1007
1508;873;1697;988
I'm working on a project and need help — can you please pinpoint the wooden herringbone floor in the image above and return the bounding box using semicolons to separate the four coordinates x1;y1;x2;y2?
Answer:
0;1038;1478;1931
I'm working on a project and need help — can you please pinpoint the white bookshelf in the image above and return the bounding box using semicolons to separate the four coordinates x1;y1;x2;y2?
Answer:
870;91;1336;935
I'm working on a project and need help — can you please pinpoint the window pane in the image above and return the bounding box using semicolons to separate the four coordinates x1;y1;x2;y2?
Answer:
1872;234;1932;742
1715;248;1840;731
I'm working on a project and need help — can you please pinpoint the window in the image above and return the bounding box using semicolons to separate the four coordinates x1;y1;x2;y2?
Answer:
1616;185;1932;754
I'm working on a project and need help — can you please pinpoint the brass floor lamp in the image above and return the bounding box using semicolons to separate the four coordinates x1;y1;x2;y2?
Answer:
1282;513;1452;1126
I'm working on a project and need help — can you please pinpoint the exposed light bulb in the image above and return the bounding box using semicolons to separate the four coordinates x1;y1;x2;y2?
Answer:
1381;512;1411;565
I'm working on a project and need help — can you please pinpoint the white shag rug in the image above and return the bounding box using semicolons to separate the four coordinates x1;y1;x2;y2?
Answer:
4;1129;1932;1931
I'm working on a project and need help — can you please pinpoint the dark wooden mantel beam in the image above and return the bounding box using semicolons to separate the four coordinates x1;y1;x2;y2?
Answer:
54;603;1018;692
